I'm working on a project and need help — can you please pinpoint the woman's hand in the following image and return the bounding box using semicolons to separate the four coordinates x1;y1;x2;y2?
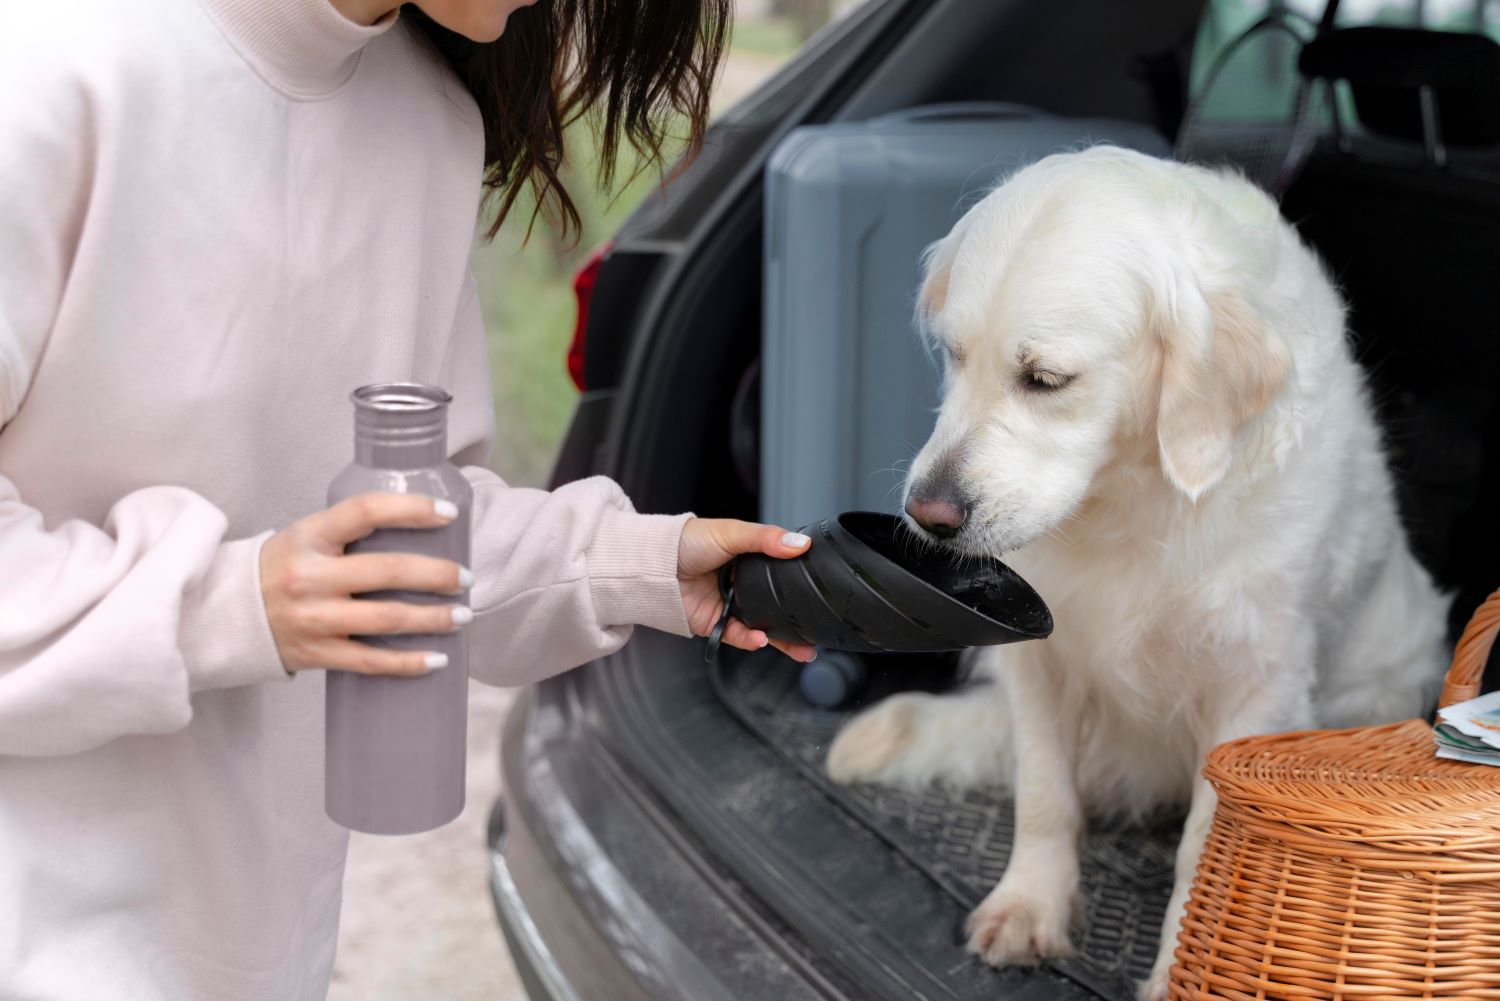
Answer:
678;518;817;663
260;493;472;675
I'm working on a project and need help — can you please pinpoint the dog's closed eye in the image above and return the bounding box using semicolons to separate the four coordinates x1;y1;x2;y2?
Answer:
1020;365;1077;392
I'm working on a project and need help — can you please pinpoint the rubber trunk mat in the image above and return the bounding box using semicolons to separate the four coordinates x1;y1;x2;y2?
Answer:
712;651;1183;1001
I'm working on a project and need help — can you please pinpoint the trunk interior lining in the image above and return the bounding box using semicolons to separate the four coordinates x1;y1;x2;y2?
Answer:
710;648;1185;1001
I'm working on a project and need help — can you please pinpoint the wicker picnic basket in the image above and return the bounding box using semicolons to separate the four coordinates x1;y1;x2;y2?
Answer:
1169;588;1500;1000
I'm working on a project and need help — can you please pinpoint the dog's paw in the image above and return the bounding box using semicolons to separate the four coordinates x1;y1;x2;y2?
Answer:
825;696;920;785
1136;965;1171;1001
965;883;1074;967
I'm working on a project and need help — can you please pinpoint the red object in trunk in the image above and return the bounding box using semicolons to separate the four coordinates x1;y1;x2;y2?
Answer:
567;243;610;391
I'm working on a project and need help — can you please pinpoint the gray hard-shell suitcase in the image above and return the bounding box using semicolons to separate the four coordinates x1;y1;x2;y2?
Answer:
761;104;1170;527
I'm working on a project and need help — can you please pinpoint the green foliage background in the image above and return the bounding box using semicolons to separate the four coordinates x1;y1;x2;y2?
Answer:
472;20;801;486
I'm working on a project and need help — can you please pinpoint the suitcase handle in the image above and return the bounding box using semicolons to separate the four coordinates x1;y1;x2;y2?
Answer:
871;102;1038;126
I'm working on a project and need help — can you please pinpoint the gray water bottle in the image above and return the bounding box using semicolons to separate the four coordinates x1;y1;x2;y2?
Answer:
325;382;473;835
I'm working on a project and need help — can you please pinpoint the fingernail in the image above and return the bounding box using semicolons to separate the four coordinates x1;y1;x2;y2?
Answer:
781;532;811;549
457;566;475;589
433;499;459;520
450;606;474;627
424;652;449;670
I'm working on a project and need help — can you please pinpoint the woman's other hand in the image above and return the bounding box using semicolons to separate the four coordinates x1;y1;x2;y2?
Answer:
677;518;817;662
260;493;472;675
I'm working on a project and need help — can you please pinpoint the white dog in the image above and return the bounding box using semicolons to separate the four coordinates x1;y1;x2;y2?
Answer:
825;146;1449;1001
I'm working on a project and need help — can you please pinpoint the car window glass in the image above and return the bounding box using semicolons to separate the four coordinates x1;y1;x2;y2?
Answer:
1191;0;1500;122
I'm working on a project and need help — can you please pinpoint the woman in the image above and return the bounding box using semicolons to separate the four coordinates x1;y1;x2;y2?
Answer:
0;0;813;997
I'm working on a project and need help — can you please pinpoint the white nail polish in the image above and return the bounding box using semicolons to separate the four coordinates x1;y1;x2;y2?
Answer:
433;499;459;520
450;606;474;627
458;566;475;589
423;652;449;670
782;532;811;549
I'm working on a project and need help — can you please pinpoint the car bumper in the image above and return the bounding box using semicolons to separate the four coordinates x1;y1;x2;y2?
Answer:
486;678;842;1001
489;798;581;1001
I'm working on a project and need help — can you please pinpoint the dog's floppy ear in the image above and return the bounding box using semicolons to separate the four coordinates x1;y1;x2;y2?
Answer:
1153;271;1290;500
916;213;973;323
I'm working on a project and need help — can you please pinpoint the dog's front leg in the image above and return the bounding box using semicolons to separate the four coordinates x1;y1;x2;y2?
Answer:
1135;771;1216;1001
1137;678;1314;1001
966;655;1080;966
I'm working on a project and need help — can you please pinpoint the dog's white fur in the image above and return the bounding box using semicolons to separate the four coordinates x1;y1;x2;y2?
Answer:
824;147;1449;1001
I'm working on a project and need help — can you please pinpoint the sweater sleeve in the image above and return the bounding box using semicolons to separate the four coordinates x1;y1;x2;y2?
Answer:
440;278;693;688
0;41;290;757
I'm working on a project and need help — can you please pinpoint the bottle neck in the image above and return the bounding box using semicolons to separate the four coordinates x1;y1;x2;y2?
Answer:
350;383;451;471
355;431;447;469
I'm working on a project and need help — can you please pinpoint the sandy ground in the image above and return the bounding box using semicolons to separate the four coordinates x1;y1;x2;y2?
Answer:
329;43;788;1001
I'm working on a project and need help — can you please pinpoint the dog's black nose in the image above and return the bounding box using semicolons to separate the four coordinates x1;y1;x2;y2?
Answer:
905;489;969;539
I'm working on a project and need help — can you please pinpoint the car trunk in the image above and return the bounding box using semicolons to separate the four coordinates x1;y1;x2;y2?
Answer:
533;4;1197;995
569;630;1190;1001
508;3;1500;999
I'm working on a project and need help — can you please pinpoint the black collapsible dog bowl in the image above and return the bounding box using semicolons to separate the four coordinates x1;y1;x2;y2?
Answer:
721;511;1052;654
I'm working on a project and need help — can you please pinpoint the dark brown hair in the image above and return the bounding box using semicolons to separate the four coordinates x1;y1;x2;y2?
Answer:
407;1;731;242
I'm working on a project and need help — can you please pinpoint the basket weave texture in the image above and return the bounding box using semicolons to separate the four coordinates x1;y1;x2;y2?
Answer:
1169;588;1500;1000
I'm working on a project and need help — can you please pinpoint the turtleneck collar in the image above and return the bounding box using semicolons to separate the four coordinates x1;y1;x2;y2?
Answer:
199;0;399;99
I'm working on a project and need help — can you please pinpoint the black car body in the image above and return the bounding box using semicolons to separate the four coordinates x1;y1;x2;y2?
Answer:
488;1;1500;998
